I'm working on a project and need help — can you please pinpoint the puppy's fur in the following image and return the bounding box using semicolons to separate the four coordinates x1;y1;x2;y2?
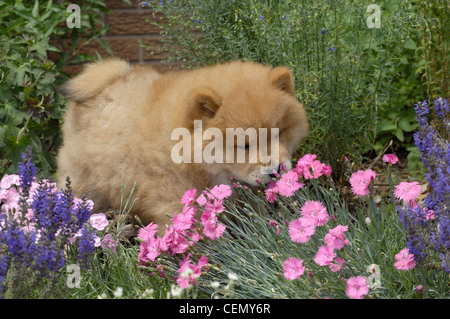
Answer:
57;59;308;231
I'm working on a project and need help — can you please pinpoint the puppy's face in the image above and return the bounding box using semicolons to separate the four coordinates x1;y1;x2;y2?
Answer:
185;65;308;186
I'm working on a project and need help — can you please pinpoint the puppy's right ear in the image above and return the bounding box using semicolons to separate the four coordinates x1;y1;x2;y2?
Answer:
187;86;222;121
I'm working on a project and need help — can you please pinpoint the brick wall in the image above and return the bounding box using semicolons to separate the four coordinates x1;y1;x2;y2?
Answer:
63;0;179;75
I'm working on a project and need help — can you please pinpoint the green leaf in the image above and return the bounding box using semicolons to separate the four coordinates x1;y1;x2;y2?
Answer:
15;67;26;86
403;38;417;50
395;128;404;141
0;125;5;143
398;118;416;132
32;0;39;18
96;38;114;56
380;121;396;131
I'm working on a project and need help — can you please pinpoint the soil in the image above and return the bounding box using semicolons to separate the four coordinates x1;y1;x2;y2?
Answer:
337;148;429;215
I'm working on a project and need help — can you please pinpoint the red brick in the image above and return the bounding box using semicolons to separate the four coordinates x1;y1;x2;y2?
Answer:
106;10;166;35
85;38;140;61
62;64;84;76
140;37;169;61
104;0;139;9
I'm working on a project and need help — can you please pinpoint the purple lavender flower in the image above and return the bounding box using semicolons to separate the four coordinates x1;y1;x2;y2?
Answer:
18;146;36;191
0;255;7;294
77;225;96;268
434;97;449;119
0;148;97;297
399;98;449;272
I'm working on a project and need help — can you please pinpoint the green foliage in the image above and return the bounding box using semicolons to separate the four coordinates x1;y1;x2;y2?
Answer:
0;0;111;177
148;0;444;175
184;177;448;299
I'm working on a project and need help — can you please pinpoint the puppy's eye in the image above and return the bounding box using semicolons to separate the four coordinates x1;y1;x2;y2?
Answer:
237;144;250;150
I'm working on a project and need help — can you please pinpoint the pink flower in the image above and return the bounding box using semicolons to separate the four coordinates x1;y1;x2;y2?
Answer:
268;220;280;235
89;213;109;231
177;255;209;289
201;198;226;240
139;237;161;263
276;170;304;197
205;198;225;215
138;222;158;241
314;245;336;266
181;188;197;205
293;165;304;176
160;225;189;254
382;154;398;165
288;217;316;243
196;193;208;206
329;257;345;272
425;209;435;221
283;257;305;280
323;165;332;176
203;220;225;240
303;160;325;179
0;174;20;191
345;276;369;299
189;232;203;242
349;169;376;197
93;235;102;247
210;184;232;200
172;212;194;232
265;186;278;203
296;154;317;168
72;197;94;210
101;234;117;253
394;182;422;203
1;187;21;214
394;248;416;270
324;225;349;250
300;200;329;226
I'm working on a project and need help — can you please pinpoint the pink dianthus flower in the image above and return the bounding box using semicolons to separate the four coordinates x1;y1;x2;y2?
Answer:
210;184;232;200
288;217;316;243
303;160;325;179
382;154;398;165
276;170;304;197
300;200;329;226
138;222;158;241
324;224;349;250
394;248;416;270
349;169;376;197
181;188;197;205
394;181;422;203
345;276;369;299
283;257;305;280
89;213;109;231
314;245;336;266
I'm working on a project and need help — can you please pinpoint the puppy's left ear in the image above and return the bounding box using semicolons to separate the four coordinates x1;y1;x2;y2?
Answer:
269;66;295;95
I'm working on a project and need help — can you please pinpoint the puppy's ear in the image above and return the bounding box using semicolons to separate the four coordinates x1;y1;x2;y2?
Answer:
269;66;295;95
188;86;222;120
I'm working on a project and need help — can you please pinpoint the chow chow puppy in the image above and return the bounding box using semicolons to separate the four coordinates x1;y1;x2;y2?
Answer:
57;58;308;232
